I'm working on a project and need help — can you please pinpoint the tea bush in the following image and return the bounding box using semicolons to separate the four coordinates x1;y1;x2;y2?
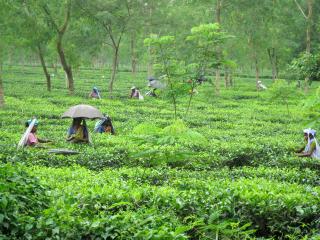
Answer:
0;163;48;239
24;166;320;239
1;66;320;239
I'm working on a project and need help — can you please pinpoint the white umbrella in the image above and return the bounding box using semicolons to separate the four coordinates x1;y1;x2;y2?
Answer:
148;80;166;89
62;104;103;119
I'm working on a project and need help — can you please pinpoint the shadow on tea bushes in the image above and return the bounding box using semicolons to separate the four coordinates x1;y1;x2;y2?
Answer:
0;145;130;171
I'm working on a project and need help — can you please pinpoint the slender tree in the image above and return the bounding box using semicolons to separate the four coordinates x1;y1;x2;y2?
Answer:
15;1;54;91
267;0;278;82
126;1;139;75
214;0;222;95
41;0;74;94
37;45;51;91
294;0;314;91
0;0;10;106
78;0;130;98
0;60;4;107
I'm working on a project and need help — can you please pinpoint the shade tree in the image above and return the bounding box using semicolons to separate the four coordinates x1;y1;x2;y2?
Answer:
78;0;131;98
33;0;75;94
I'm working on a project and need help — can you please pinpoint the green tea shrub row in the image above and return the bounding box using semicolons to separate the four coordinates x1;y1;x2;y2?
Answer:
24;166;320;239
0;164;49;239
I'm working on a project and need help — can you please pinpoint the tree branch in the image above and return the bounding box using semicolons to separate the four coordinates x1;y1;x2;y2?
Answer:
59;0;72;34
102;23;117;48
76;1;118;48
42;4;59;32
116;24;126;47
294;0;307;19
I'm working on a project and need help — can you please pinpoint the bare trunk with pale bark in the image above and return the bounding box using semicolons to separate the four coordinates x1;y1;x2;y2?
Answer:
147;5;153;76
215;69;221;95
224;68;230;88
147;46;153;77
295;0;313;91
254;53;260;90
267;48;278;82
305;0;313;91
215;0;222;94
57;34;74;94
306;0;312;55
0;63;4;107
131;33;137;75
109;48;119;98
37;45;51;91
229;72;233;87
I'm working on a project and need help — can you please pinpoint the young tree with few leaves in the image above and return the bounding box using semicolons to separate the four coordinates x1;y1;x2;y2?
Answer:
185;23;227;113
144;35;187;119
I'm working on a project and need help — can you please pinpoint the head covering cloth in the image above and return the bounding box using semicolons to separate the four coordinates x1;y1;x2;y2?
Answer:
26;119;39;127
303;128;320;159
94;115;115;134
92;87;101;99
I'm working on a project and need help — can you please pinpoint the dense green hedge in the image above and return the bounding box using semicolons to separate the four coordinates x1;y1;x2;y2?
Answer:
23;166;319;239
0;164;48;239
1;67;320;239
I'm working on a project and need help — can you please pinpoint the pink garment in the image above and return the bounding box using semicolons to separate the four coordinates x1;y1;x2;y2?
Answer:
90;92;99;99
27;133;38;146
133;90;140;98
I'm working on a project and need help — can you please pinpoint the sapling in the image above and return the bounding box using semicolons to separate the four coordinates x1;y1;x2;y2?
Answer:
268;79;300;115
185;23;228;114
289;52;320;91
144;35;186;119
145;24;228;118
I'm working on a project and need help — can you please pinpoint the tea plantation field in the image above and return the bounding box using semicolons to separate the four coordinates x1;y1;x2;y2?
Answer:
1;66;320;239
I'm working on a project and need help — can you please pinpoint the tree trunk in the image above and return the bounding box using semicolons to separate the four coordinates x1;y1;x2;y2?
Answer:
65;72;69;88
215;0;222;93
147;4;153;76
0;62;4;107
37;45;51;91
215;69;220;95
53;57;58;75
306;0;312;54
109;47;119;98
248;35;260;91
305;0;313;92
267;48;278;81
42;0;73;94
224;68;229;88
131;33;137;75
229;72;233;87
254;53;260;91
147;46;153;76
57;33;74;94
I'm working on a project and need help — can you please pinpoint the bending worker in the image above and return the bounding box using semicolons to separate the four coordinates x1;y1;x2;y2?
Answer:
24;119;50;147
89;87;101;99
130;86;144;100
257;81;267;90
66;118;89;143
94;115;115;135
296;128;320;159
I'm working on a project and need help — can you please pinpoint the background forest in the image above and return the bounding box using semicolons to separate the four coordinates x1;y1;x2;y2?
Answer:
0;0;319;98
